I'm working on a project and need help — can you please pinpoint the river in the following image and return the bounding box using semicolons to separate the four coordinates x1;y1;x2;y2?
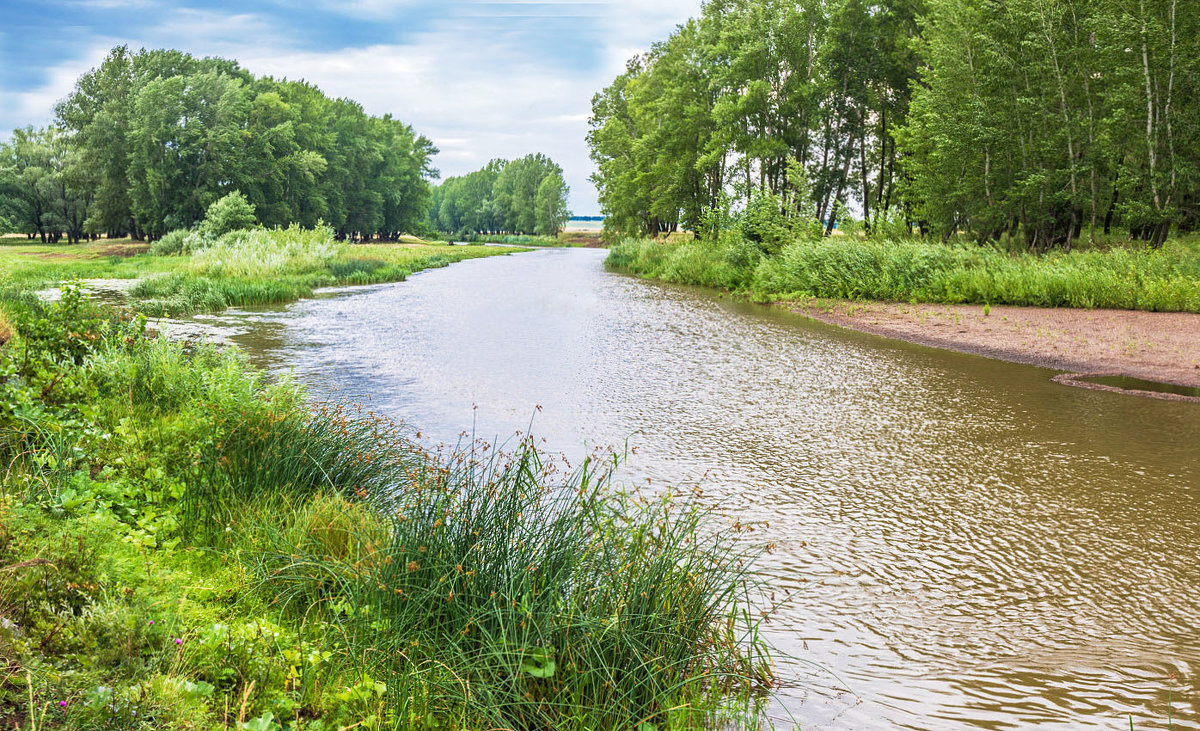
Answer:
176;247;1200;730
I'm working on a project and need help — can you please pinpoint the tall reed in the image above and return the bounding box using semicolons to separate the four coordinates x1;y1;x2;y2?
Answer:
609;235;1200;312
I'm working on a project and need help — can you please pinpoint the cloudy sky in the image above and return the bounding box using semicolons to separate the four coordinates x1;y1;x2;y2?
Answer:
0;0;703;215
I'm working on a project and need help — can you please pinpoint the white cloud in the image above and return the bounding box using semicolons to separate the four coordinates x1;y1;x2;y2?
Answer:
234;3;702;213
0;48;112;136
2;0;703;213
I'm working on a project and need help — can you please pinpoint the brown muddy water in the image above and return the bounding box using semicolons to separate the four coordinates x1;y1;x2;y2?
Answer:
167;248;1200;730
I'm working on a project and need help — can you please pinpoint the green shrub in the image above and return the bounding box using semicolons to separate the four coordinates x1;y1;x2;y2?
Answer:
149;229;215;256
738;191;798;255
148;229;188;256
199;191;257;238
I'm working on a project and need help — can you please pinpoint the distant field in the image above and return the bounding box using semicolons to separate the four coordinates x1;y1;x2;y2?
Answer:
564;218;604;233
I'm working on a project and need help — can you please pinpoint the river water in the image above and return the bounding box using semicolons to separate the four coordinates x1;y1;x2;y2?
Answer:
178;248;1200;730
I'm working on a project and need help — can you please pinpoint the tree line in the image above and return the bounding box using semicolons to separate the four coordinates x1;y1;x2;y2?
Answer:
1;46;437;242
588;0;1199;249
429;154;570;237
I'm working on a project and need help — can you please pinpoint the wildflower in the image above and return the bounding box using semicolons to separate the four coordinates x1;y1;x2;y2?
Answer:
148;620;154;625
175;638;183;645
59;701;68;708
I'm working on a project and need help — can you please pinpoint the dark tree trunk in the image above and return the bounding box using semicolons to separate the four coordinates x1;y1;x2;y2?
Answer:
1103;186;1119;236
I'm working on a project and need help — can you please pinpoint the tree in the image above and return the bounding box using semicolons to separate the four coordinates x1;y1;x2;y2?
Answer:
535;171;571;236
589;0;923;240
431;155;568;236
51;46;439;241
0;127;91;243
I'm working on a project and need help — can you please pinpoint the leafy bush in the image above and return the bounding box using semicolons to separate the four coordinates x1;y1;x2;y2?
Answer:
738;191;798;255
191;224;344;279
149;228;215;256
149;229;188;256
199;191;257;238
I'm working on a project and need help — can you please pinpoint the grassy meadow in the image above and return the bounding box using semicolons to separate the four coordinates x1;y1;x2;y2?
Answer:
606;234;1200;313
0;284;775;729
0;229;523;316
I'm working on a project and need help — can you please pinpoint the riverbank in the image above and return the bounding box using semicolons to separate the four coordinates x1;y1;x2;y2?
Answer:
432;231;607;248
0;285;772;729
798;299;1200;393
607;235;1200;312
607;236;1200;396
0;228;526;316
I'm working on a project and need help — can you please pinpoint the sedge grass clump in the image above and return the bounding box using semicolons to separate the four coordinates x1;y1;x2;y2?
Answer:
244;433;775;730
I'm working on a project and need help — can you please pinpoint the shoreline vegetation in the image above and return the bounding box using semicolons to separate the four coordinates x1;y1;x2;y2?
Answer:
0;224;527;319
605;235;1200;389
586;0;1200;393
0;266;777;728
606;236;1200;313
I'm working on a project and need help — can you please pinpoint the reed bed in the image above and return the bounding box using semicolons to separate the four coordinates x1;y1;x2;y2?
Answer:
609;235;1200;312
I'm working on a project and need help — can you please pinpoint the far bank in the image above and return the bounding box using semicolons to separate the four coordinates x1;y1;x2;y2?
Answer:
606;236;1200;396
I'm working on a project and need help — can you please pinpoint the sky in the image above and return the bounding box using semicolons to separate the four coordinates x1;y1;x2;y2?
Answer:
0;0;703;215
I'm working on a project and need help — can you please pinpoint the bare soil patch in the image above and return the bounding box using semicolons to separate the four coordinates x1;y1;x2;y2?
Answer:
795;300;1200;392
99;243;149;257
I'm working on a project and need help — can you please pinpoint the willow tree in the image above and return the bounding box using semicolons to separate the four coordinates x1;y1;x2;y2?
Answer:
535;171;571;236
51;46;438;241
0;127;92;243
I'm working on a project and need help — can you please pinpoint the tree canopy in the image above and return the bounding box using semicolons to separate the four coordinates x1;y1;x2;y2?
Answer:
429;154;571;237
2;45;438;242
588;0;1199;248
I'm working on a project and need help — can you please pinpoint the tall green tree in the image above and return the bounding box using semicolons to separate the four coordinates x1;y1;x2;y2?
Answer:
535;171;571;236
434;154;567;236
48;46;439;241
0;127;92;243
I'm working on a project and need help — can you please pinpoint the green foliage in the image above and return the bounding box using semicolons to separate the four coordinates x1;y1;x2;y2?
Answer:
431;154;570;237
147;228;216;256
0;283;773;730
123;226;519;316
199;191;258;238
589;0;921;240
0;127;92;244
534;171;571;236
46;46;437;241
738;190;809;256
901;0;1200;247
609;235;1200;312
590;0;1199;247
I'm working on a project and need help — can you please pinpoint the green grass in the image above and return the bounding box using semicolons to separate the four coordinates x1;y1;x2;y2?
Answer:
0;288;775;730
0;228;526;316
607;234;1200;312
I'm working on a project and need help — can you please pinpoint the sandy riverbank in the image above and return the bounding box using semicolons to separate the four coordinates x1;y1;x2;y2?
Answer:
795;300;1200;398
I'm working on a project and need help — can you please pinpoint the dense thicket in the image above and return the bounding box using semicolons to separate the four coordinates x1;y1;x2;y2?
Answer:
589;0;1199;249
1;46;436;242
429;154;571;237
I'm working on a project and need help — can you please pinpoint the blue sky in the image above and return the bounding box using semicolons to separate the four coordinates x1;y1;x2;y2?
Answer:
0;0;702;215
